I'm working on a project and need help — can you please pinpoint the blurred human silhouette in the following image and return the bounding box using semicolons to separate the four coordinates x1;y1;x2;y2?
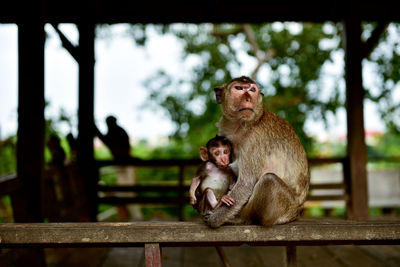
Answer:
66;133;78;162
45;134;70;220
48;134;66;166
95;115;131;161
94;115;142;220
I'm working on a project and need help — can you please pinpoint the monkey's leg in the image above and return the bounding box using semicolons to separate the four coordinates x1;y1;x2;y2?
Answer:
205;189;219;209
240;173;300;225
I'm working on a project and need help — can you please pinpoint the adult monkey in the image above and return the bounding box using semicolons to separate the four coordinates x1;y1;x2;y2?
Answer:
204;76;309;228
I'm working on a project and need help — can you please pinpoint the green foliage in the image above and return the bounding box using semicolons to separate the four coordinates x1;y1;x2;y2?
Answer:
122;22;400;158
131;23;344;155
372;132;400;156
364;23;400;134
0;137;17;175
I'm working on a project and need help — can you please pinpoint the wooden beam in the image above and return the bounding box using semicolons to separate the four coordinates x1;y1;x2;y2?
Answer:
0;219;399;247
2;1;400;23
51;24;80;62
343;6;369;219
361;22;389;59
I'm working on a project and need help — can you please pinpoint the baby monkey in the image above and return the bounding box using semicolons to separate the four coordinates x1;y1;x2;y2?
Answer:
189;135;236;215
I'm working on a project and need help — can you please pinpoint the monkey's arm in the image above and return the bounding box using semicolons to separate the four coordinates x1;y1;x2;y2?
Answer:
189;176;201;205
204;172;256;228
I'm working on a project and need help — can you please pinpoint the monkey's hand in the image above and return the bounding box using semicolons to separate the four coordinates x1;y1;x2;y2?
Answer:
189;195;197;206
220;195;235;207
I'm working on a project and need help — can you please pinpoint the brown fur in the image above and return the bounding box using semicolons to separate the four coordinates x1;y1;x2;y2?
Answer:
205;76;310;228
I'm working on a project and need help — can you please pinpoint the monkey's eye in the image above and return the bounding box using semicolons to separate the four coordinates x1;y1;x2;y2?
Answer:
224;149;229;154
214;151;220;156
248;86;256;92
235;86;243;90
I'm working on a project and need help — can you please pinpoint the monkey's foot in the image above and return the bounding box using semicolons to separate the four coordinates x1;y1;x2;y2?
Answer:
203;210;235;228
225;216;248;225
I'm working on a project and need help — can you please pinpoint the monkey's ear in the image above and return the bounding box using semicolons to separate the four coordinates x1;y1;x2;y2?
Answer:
199;147;209;162
214;87;223;104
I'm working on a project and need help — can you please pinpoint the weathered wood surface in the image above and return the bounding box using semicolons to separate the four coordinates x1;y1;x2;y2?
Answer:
1;219;399;248
39;245;400;267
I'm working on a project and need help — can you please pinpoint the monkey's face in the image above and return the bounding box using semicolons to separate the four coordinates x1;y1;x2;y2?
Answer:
209;144;231;169
225;82;260;120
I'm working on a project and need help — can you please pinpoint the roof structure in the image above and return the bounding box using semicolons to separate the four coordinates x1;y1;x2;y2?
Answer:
1;0;400;24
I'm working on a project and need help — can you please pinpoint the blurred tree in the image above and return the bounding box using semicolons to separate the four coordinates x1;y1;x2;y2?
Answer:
363;23;400;135
131;23;343;156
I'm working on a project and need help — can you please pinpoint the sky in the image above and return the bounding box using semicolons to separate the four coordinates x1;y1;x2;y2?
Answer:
0;23;387;144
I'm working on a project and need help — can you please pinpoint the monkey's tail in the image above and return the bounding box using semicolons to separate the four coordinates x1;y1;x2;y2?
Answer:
216;246;231;267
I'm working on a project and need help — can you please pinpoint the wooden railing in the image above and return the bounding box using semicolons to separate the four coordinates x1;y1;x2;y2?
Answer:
95;157;352;220
2;156;398;221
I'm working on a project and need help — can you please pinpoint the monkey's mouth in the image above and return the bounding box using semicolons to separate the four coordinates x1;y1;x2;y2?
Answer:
239;108;253;112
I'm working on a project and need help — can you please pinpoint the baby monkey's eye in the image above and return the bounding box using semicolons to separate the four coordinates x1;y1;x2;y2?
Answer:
235;86;243;90
223;149;229;154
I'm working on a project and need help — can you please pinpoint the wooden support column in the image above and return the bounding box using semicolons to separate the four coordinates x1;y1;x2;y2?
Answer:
15;1;47;266
16;1;45;224
285;246;297;267
145;243;162;267
178;165;185;221
343;7;369;218
77;22;97;221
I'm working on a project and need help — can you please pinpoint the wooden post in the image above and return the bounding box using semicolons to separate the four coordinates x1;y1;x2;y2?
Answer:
285;246;297;267
343;6;369;218
15;0;47;265
178;165;185;221
145;243;162;267
77;22;97;221
17;0;45;224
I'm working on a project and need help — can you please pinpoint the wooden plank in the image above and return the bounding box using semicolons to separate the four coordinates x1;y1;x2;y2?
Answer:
145;243;162;267
254;246;286;267
0;219;399;248
98;183;345;193
161;247;183;267
309;183;346;190
182;247;221;266
297;246;344;267
45;248;108;267
98;196;190;205
222;246;262;267
358;246;400;267
101;247;144;267
326;245;386;267
96;157;351;168
307;195;347;201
